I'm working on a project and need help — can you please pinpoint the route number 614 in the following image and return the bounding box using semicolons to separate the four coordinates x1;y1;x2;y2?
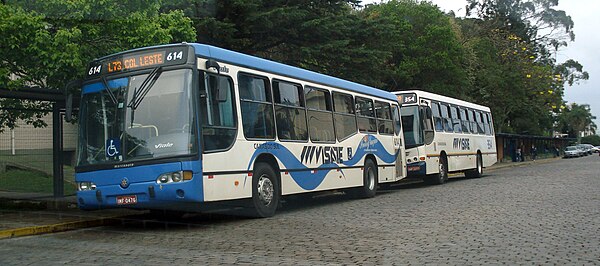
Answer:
166;51;183;61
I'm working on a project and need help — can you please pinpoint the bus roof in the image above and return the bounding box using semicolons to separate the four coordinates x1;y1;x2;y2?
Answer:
394;90;491;112
189;43;397;101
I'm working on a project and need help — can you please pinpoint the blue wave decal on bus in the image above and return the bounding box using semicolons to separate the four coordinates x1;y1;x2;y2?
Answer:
247;135;397;190
342;135;396;166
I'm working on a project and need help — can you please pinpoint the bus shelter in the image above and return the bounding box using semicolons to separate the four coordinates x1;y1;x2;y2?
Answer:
0;86;76;197
495;133;575;162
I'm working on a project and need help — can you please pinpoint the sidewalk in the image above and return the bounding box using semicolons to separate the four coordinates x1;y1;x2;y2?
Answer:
486;156;561;171
0;191;145;239
0;157;562;240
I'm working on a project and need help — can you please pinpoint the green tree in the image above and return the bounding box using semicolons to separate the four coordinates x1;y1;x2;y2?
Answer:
364;0;470;95
557;103;596;140
458;0;588;135
581;135;600;146
161;0;394;88
0;0;195;132
466;0;575;49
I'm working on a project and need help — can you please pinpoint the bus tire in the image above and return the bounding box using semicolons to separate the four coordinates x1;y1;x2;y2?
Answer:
353;159;378;198
465;153;483;178
251;162;280;218
425;155;448;185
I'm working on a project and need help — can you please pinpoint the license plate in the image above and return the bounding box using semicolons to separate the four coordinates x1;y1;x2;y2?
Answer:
116;195;138;205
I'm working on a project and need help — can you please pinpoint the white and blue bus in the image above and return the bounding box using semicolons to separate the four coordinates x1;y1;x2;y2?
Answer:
75;43;406;217
394;90;497;184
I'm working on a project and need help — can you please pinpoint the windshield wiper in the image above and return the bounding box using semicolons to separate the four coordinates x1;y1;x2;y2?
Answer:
127;67;163;124
101;76;118;104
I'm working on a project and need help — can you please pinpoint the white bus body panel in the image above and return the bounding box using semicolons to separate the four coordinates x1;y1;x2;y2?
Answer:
200;59;405;202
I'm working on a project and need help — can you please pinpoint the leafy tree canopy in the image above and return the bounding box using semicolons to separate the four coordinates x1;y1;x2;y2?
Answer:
0;0;195;131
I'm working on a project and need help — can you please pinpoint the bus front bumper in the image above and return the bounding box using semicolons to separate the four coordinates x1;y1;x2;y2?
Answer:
406;161;427;178
76;178;203;210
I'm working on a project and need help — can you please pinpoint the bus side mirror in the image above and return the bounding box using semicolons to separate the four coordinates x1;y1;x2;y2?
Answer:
65;93;73;122
424;129;434;145
425;106;432;118
64;80;81;123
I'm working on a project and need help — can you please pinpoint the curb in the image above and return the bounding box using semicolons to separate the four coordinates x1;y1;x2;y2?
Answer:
486;157;561;172
0;216;126;240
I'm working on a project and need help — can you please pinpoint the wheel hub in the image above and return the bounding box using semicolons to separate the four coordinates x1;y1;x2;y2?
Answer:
367;168;376;190
257;175;274;206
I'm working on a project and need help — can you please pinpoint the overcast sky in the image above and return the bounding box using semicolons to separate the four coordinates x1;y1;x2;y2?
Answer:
364;0;599;129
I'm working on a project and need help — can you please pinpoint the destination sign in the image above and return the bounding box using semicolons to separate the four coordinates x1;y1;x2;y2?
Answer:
106;52;165;73
397;93;417;104
87;46;190;77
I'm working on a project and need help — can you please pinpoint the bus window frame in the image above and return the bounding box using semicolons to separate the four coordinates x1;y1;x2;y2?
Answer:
272;78;309;143
305;86;336;144
375;100;394;135
332;91;358;142
238;71;277;141
199;71;238;153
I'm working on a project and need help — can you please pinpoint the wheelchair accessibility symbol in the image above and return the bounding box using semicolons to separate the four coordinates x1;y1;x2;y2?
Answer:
106;138;121;158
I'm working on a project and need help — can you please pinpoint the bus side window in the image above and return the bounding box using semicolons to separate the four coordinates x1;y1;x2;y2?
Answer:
355;96;377;133
200;72;237;152
306;87;335;142
431;102;444;132
451;105;462;133
273;80;307;141
468;109;477;133
475;111;485;134
459;107;469;133
333;92;357;141
375;101;394;135
483;112;491;135
392;104;402;135
440;103;453;132
486;112;494;135
238;73;275;139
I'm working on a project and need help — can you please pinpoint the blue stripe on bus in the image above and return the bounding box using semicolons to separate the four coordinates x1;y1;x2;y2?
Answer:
247;135;397;190
82;77;129;95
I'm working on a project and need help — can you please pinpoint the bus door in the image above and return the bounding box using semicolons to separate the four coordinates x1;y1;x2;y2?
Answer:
392;105;406;179
419;99;435;168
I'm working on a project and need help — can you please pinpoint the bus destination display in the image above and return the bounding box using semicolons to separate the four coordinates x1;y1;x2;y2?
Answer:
107;52;165;73
87;47;189;77
398;93;417;104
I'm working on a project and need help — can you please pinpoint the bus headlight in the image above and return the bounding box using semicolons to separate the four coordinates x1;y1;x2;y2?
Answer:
156;171;192;184
172;172;182;182
77;182;97;191
158;174;170;183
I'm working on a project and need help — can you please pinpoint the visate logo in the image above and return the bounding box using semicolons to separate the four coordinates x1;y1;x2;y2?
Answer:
155;142;174;149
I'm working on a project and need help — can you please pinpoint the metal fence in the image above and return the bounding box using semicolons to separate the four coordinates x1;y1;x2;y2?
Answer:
0;111;77;196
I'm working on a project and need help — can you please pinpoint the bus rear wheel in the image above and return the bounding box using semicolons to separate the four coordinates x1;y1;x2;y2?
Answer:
350;159;378;198
465;153;483;178
425;156;448;185
250;162;280;218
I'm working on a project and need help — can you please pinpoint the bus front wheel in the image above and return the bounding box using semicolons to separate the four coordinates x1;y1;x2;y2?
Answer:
251;162;280;218
425;156;448;185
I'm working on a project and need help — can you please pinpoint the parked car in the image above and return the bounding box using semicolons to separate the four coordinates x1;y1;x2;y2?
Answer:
564;146;581;158
582;144;595;155
592;146;600;153
576;144;591;156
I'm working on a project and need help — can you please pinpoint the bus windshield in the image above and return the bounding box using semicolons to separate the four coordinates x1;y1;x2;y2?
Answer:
77;69;195;167
401;105;424;149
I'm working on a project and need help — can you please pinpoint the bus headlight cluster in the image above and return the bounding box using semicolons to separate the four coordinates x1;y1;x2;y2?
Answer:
156;171;193;184
77;182;97;191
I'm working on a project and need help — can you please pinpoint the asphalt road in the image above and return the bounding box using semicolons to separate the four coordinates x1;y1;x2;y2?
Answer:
1;156;599;265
